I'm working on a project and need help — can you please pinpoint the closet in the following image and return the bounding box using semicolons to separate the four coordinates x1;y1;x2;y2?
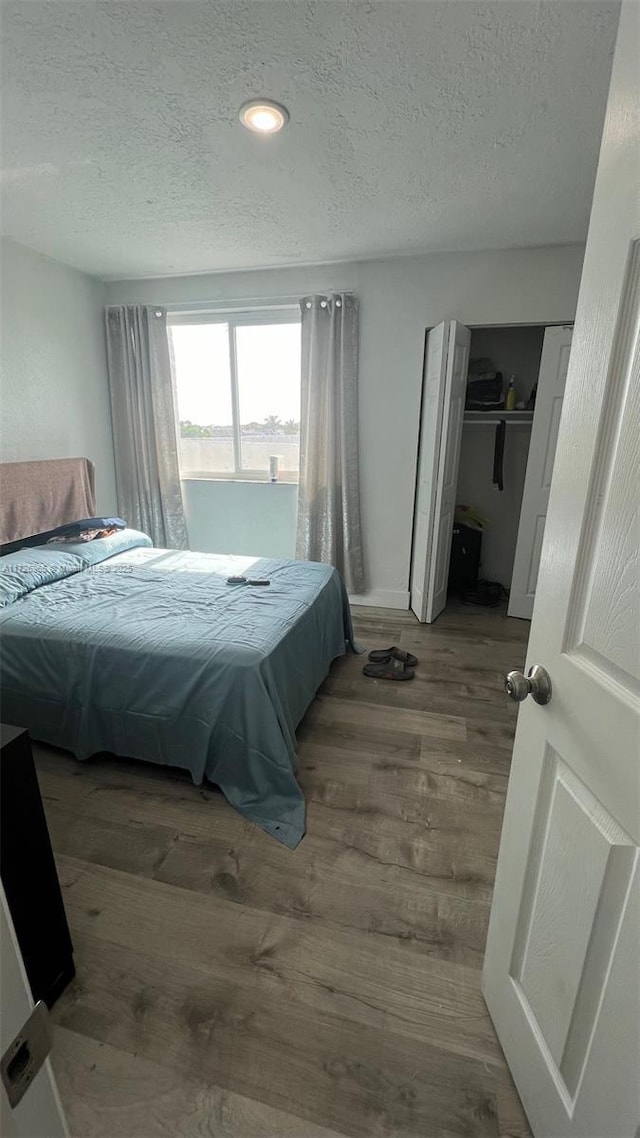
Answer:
410;320;573;623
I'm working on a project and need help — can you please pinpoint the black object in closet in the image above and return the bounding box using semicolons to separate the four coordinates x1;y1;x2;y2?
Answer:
493;420;506;491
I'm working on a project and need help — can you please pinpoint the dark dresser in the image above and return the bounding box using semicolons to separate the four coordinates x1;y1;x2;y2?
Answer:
0;725;75;1007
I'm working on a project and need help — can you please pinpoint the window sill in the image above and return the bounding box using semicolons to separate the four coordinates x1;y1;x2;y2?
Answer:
180;475;299;486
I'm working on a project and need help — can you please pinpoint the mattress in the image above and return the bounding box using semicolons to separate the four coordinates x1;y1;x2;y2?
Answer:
0;530;354;847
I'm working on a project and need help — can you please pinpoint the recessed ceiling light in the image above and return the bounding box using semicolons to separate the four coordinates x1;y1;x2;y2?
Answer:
239;99;289;135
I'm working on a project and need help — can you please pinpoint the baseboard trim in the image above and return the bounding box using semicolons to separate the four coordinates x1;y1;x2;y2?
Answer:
349;590;410;611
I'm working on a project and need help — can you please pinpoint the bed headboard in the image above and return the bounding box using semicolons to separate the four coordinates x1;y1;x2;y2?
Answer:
0;458;96;545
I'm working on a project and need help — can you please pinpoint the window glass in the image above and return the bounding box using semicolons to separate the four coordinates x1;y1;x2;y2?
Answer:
235;323;301;475
170;324;233;474
169;316;301;479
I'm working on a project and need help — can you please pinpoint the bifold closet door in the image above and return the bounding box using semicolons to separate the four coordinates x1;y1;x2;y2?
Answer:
508;325;573;620
410;322;448;622
410;320;470;623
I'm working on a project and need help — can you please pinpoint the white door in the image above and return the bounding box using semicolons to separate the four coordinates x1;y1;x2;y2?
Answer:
483;5;639;1137
508;325;573;620
0;887;68;1138
410;320;470;623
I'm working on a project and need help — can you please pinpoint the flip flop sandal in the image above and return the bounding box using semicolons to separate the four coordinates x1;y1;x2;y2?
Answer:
368;646;418;667
362;660;415;681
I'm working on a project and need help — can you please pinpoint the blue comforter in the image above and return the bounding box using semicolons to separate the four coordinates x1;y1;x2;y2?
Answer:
0;531;353;847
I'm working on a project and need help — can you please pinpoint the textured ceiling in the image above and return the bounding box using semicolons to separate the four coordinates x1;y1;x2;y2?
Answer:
0;0;619;278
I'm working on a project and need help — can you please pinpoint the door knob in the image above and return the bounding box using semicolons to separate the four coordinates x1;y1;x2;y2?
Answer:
504;664;552;705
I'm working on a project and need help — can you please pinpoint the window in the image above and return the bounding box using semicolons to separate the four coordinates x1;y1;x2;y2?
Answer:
169;311;301;481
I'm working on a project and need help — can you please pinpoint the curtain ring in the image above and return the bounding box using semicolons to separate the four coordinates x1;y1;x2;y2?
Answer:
320;299;327;308
305;301;312;309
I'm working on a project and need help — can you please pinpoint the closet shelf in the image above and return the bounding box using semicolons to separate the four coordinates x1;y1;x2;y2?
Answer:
463;410;534;426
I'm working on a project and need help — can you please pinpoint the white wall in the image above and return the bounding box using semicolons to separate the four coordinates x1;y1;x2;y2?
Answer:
0;239;117;513
106;244;584;607
183;478;297;558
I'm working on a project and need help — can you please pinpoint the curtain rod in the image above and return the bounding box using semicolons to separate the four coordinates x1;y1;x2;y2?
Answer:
163;291;354;316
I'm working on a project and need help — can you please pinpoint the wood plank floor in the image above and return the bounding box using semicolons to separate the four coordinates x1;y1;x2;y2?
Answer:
35;603;532;1138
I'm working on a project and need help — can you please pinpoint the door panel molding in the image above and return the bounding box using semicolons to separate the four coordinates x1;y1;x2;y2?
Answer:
564;238;640;695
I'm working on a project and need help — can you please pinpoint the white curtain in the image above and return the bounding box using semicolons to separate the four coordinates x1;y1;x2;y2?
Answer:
105;305;188;549
296;293;365;593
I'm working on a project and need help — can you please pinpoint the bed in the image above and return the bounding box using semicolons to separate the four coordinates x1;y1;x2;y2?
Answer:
0;459;355;848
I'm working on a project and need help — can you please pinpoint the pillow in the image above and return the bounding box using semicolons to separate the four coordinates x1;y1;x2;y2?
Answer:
0;529;152;605
53;528;153;567
0;547;86;607
1;517;127;556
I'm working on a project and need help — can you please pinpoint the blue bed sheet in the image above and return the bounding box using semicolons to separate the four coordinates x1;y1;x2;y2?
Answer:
0;532;354;847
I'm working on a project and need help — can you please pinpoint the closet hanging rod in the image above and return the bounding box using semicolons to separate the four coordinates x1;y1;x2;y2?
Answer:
463;410;534;426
